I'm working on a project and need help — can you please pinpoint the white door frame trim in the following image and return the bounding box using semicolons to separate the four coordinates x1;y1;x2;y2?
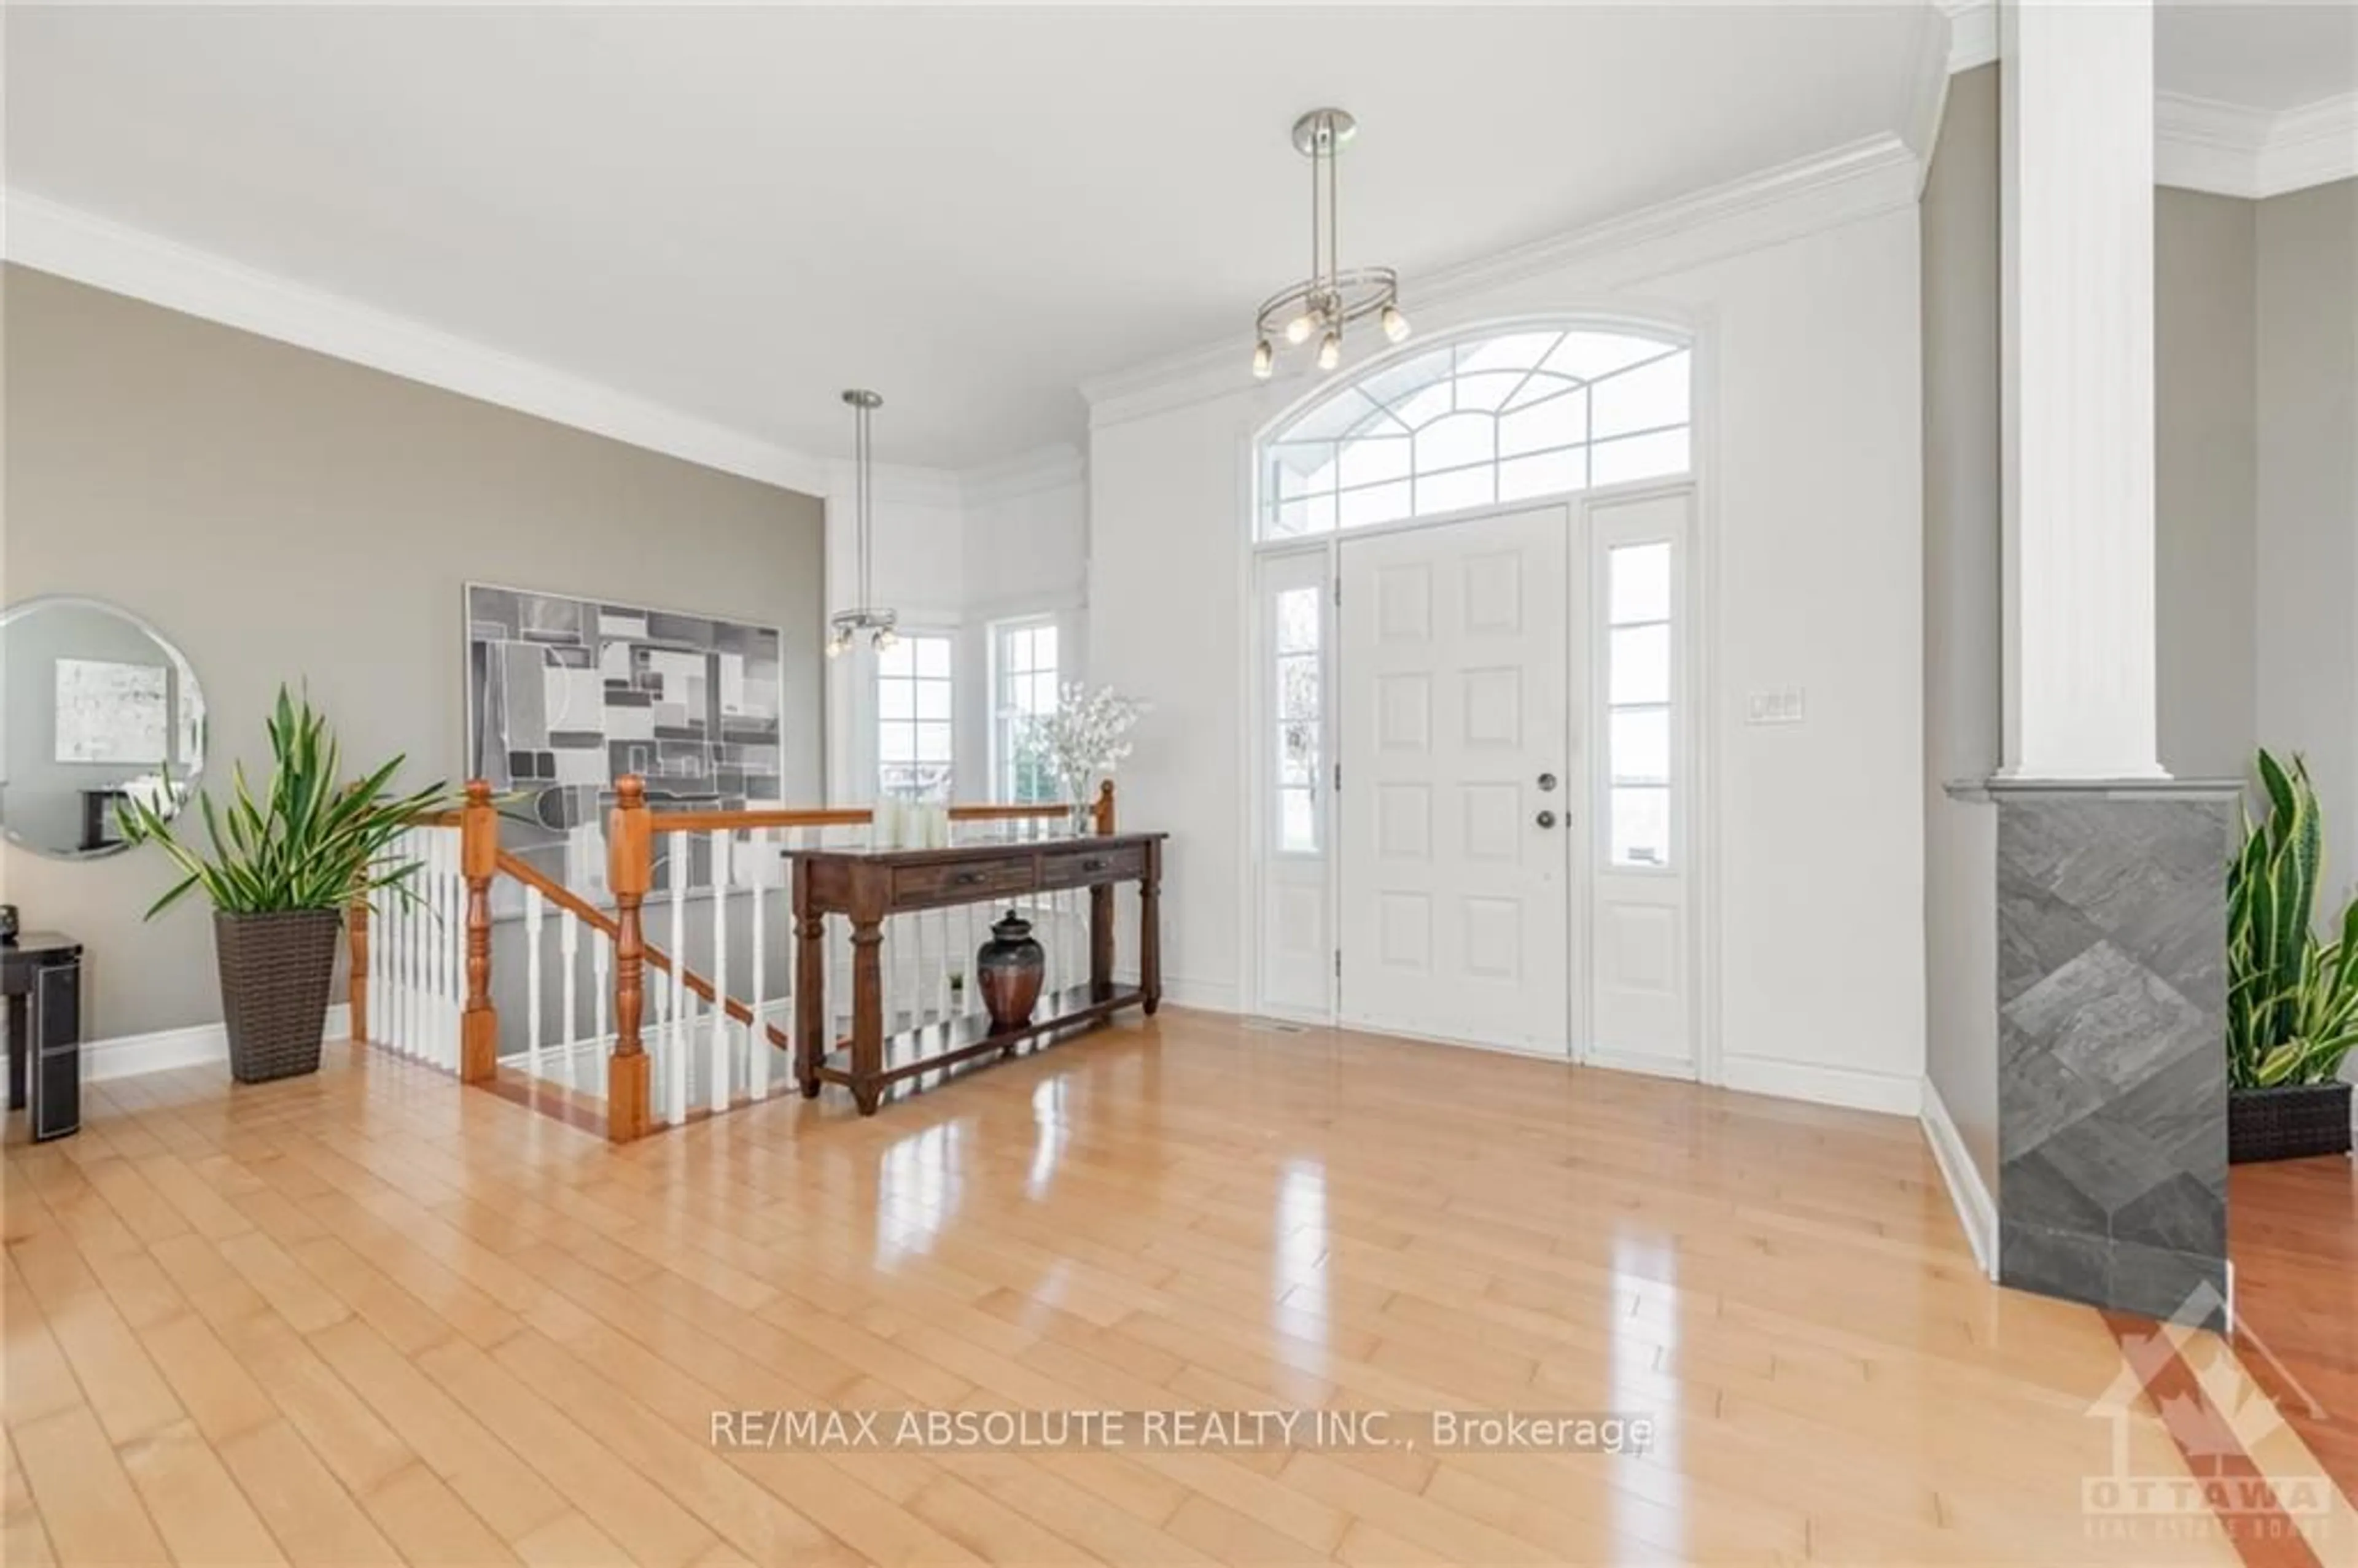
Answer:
1237;311;1721;1090
1241;492;1715;1084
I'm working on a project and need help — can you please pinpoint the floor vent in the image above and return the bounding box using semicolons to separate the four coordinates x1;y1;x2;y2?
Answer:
1243;1017;1310;1034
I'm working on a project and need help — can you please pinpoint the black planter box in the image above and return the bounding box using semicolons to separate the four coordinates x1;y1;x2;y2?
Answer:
2228;1079;2354;1163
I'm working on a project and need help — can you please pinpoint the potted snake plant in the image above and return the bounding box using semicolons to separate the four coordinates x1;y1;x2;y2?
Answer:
2225;750;2358;1161
117;686;458;1083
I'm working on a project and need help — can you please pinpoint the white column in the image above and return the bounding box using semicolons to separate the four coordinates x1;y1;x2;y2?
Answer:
1998;0;2165;780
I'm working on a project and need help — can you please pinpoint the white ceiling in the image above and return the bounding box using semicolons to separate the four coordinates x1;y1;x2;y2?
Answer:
7;6;2349;473
2158;1;2358;112
6;3;1931;472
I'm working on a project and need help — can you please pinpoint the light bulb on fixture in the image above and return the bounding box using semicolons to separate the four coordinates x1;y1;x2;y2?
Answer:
1252;339;1274;380
1381;304;1410;344
1283;314;1313;346
874;627;898;653
825;631;847;660
1316;328;1342;373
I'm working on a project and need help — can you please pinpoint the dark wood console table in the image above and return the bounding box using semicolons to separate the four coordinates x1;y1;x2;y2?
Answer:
788;833;1165;1114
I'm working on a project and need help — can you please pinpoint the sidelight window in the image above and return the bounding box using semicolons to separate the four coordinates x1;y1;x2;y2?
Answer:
1605;541;1674;867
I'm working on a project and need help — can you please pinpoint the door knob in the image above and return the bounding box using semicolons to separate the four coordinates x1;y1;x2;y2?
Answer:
1535;810;1558;829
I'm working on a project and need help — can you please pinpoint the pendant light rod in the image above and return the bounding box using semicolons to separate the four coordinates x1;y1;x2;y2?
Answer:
827;389;896;659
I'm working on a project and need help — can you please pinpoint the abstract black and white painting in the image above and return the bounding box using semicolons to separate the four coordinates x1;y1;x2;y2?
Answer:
465;584;784;898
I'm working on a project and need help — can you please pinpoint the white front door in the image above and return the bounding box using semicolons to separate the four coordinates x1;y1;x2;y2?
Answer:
1337;506;1574;1052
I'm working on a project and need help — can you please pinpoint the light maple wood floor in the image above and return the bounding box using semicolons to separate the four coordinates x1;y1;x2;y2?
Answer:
4;1010;2335;1566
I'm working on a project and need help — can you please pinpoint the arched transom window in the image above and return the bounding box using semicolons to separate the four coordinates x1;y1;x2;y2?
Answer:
1260;325;1692;539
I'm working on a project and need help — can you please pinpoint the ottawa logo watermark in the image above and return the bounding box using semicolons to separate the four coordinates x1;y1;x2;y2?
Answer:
2081;1281;2340;1550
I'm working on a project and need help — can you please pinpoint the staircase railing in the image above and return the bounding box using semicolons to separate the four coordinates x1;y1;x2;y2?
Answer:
351;777;1117;1143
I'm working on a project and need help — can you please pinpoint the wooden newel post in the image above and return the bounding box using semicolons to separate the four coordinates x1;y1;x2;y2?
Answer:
459;780;499;1083
607;777;653;1143
348;895;371;1044
1093;779;1116;836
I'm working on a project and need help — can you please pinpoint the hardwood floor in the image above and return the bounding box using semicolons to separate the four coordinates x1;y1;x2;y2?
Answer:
2230;1152;2358;1505
4;1011;2345;1565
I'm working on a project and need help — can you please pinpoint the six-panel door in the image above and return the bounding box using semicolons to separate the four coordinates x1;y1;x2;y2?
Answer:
1337;506;1574;1054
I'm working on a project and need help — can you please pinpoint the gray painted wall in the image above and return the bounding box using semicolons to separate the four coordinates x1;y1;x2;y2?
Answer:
1920;63;2001;1188
1;265;827;1039
2157;190;2259;781
2257;179;2358;914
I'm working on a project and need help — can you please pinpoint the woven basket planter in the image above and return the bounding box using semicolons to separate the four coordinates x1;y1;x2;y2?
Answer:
2228;1080;2354;1164
214;909;341;1083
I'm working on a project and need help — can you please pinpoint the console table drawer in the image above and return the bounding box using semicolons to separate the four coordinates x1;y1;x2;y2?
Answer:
1041;842;1146;890
892;858;1037;910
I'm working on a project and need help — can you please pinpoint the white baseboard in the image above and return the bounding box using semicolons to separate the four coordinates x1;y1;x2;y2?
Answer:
82;1003;352;1084
1582;1047;1698;1082
1112;969;1239;1015
1719;1054;1923;1116
1919;1076;2000;1278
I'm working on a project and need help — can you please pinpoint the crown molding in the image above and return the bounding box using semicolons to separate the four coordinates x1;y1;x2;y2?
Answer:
828;458;967;511
2;190;833;497
1941;1;1997;74
2156;91;2358;200
1905;0;1959;186
1081;131;1921;432
960;443;1086;506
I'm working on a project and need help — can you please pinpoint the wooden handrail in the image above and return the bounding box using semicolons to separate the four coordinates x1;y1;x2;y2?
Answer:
492;850;794;1056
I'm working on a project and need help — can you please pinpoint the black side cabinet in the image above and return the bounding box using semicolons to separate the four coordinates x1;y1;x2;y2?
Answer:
5;933;84;1142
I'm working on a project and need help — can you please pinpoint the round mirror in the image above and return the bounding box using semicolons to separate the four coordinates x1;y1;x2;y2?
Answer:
0;596;208;860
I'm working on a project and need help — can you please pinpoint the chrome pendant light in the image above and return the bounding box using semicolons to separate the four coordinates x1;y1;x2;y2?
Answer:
1251;107;1408;381
825;389;898;659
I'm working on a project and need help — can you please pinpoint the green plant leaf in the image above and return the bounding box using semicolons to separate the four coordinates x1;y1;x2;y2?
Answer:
114;684;461;920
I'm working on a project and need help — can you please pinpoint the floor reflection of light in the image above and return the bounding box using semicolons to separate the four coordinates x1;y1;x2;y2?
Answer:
1611;1229;1683;1561
1277;1159;1330;1365
1028;1079;1068;1199
875;1119;963;1265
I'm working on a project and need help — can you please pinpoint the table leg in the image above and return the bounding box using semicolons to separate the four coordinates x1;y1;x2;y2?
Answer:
1089;883;1115;1003
1140;842;1162;1017
792;858;825;1098
850;912;884;1115
6;994;26;1111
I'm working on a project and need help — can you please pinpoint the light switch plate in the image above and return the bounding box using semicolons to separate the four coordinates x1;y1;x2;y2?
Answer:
1747;687;1807;725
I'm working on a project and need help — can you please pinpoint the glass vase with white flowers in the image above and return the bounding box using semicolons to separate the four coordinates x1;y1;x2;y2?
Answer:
1022;683;1143;834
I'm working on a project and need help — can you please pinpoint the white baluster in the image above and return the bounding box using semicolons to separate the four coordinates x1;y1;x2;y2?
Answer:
560;907;580;1085
709;829;731;1114
430;828;446;1062
591;928;612;1096
442;831;462;1069
668;841;689;1122
392;832;412;1057
749;828;769;1101
524;883;545;1079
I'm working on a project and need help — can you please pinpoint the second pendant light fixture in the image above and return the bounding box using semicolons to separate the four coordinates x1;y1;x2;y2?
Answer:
825;387;898;660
